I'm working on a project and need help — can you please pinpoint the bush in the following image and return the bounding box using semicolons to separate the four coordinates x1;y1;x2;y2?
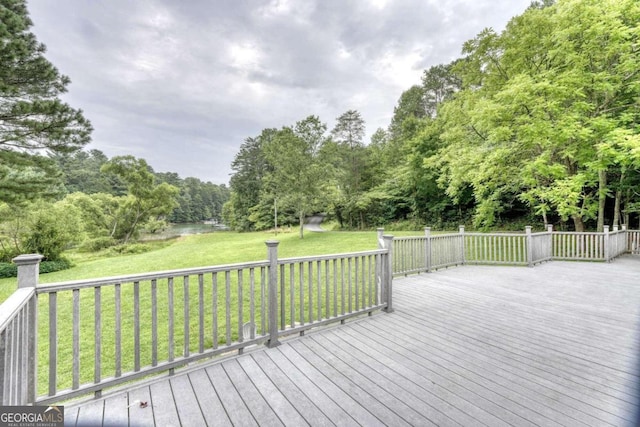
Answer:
39;259;73;274
0;258;72;278
106;243;152;256
0;262;17;278
79;237;116;252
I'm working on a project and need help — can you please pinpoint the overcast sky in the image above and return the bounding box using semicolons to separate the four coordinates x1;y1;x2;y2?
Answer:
28;0;531;185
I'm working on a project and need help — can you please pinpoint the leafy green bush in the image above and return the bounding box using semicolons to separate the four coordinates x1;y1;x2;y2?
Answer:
0;259;72;278
39;259;73;274
106;243;152;256
0;263;17;278
78;237;116;252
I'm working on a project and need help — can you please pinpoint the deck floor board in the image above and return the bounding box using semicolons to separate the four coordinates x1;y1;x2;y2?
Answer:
65;258;640;426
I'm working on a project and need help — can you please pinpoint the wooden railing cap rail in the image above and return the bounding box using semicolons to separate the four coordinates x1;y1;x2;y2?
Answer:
278;249;387;264
36;260;271;293
0;288;35;331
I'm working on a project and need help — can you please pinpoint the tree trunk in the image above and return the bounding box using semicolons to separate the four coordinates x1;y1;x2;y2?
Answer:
624;188;630;226
542;211;548;227
299;211;304;239
613;170;624;227
572;215;585;232
596;169;607;232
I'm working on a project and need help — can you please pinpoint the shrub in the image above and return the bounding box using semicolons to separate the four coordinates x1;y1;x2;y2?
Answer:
0;258;72;278
79;237;116;252
0;262;18;279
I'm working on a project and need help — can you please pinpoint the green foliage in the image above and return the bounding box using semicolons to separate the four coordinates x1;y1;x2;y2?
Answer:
0;258;71;278
0;200;83;261
0;262;16;278
101;156;179;243
0;0;92;203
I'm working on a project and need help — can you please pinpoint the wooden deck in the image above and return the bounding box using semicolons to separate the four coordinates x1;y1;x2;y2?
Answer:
65;258;640;426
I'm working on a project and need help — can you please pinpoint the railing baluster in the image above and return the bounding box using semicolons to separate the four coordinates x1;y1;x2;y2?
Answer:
47;293;57;397
260;267;266;335
238;269;244;345
325;260;330;319
212;273;218;350
299;262;304;326
134;281;141;370
316;261;322;322
151;279;158;366
280;264;286;330
306;263;312;324
72;289;80;389
168;277;174;365
333;259;338;318
355;256;360;310
198;274;204;353
289;264;295;328
94;286;101;393
340;258;345;315
114;284;121;378
183;277;189;358
249;268;255;340
225;271;231;346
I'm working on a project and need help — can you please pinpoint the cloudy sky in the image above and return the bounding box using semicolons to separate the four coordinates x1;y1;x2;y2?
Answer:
28;0;531;185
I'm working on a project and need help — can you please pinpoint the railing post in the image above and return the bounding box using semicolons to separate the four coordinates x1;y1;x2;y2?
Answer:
13;254;44;289
382;235;394;313
377;228;385;249
425;227;432;273
458;225;466;265
547;224;554;261
603;225;610;262
526;226;533;267
265;241;281;348
12;254;43;404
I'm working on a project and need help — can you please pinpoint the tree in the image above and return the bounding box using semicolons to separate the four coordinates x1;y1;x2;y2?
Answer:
434;0;640;230
331;110;369;228
223;130;275;231
0;0;92;202
101;156;179;243
262;116;330;238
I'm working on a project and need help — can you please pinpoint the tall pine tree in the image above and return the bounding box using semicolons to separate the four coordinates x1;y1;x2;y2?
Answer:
0;0;92;203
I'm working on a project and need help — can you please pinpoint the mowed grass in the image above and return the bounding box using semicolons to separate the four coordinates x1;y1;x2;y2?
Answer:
0;229;402;302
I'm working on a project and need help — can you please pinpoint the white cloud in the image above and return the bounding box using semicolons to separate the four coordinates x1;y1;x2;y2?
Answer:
27;0;532;184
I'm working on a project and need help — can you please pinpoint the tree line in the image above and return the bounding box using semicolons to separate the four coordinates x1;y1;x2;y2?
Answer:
0;0;229;263
224;0;640;234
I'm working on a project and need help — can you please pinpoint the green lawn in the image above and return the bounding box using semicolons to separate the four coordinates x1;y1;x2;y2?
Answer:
1;229;408;302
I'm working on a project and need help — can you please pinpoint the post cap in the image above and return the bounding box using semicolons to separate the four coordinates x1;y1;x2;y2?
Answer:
12;254;44;265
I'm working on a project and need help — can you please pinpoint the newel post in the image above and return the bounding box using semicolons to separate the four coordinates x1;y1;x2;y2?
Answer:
458;225;466;265
547;224;554;260
12;254;43;404
603;225;610;262
382;235;394;313
265;241;281;348
425;227;432;273
526;226;533;267
13;254;43;289
377;228;385;249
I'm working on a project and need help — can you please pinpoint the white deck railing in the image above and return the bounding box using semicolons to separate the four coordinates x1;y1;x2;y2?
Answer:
391;225;637;276
0;238;394;405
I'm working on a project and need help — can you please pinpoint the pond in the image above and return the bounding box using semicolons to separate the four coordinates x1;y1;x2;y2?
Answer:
140;222;228;240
